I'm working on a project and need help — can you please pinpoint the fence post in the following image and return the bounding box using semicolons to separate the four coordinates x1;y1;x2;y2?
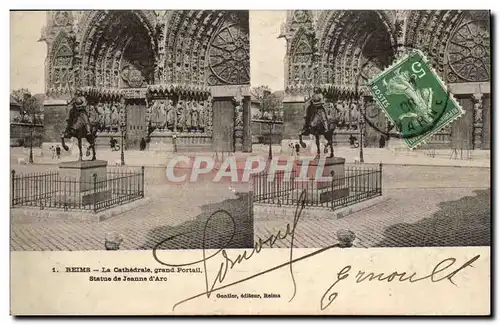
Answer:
250;173;254;202
330;170;335;210
11;170;15;206
92;173;97;213
379;163;383;195
141;166;145;198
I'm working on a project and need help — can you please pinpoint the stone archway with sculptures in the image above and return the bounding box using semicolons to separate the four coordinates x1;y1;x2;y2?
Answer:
281;10;396;147
41;10;251;153
280;10;490;150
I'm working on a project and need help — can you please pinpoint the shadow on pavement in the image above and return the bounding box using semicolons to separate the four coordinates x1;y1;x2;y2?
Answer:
138;192;253;250
374;189;491;247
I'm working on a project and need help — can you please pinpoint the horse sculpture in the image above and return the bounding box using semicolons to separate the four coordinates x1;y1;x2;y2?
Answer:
61;96;98;161
298;93;337;158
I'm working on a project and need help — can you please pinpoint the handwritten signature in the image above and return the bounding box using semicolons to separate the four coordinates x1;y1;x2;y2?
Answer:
152;190;481;312
320;254;481;310
153;190;323;310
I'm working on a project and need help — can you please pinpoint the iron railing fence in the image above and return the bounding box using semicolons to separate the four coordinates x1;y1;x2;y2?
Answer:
252;164;382;210
11;166;145;213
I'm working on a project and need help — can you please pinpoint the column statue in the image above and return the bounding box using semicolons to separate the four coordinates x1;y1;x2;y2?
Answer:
472;93;484;149
198;101;206;132
88;104;98;127
191;101;200;132
334;101;345;127
473;96;483;124
150;100;159;127
157;100;167;130
103;102;111;131
110;102;120;127
166;99;175;131
118;97;127;127
176;100;186;132
235;104;243;129
350;102;359;129
145;100;152;125
96;102;105;125
203;98;213;134
185;100;193;131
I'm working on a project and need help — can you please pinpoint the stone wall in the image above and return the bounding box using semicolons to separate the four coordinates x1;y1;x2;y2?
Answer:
10;123;44;147
251;120;283;144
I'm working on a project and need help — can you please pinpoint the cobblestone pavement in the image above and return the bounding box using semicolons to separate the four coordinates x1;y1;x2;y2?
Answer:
11;183;252;251
254;187;490;248
10;164;490;251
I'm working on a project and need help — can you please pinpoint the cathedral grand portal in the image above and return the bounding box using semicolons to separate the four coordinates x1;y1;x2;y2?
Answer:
41;10;251;152
280;10;490;150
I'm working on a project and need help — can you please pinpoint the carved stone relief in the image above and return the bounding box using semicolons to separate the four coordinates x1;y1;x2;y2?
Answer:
472;93;484;149
146;96;213;135
49;34;74;95
54;12;70;26
121;37;154;88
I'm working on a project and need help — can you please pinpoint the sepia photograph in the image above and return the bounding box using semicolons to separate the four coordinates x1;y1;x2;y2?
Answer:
10;10;490;251
8;7;491;316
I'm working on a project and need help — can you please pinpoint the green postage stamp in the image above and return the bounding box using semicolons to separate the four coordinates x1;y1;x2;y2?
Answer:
368;50;464;149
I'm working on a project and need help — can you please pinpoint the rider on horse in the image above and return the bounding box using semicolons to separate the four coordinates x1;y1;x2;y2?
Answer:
298;90;336;158
61;95;98;161
302;92;329;133
65;96;92;135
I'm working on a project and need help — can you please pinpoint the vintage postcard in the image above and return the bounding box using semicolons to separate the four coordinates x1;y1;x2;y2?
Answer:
9;9;491;315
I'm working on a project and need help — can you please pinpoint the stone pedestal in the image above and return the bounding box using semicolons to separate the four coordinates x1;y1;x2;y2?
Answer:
292;157;349;203
57;160;111;205
295;157;345;179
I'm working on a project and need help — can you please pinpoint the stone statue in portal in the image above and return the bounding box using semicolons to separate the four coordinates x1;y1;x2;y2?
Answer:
177;100;186;131
103;103;111;128
191;101;200;131
110;103;120;126
185;100;193;130
166;99;175;131
157;100;167;130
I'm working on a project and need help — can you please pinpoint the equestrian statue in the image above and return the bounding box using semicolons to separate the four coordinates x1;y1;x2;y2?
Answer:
61;96;98;161
299;91;337;158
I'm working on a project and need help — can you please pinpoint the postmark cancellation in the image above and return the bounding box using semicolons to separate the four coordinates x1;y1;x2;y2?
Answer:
367;50;465;149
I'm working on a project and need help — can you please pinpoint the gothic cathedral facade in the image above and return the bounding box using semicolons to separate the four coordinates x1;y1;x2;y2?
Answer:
280;10;490;149
41;10;251;152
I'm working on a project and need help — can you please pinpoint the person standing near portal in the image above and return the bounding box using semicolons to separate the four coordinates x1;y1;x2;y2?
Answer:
379;135;386;148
